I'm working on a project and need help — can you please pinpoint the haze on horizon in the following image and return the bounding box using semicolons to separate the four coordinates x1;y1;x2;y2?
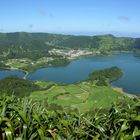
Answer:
0;0;140;37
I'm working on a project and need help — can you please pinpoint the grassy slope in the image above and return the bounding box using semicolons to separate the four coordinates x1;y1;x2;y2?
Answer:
30;81;132;112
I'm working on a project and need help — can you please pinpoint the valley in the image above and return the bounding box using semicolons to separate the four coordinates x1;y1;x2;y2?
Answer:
0;32;139;74
0;71;137;112
1;0;140;138
0;33;140;139
30;80;134;112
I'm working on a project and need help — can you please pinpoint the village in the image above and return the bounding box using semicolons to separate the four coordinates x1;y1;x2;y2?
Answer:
48;48;100;59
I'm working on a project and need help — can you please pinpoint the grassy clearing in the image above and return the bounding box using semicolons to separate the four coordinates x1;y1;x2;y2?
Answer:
5;58;31;69
30;81;132;111
4;58;49;72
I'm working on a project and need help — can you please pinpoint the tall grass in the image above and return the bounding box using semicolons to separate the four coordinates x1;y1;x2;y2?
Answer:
0;96;140;140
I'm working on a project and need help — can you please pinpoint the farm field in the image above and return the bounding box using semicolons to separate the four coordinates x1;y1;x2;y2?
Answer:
30;81;133;112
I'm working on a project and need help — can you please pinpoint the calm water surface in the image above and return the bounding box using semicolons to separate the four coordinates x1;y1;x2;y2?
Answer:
1;54;140;94
0;69;25;79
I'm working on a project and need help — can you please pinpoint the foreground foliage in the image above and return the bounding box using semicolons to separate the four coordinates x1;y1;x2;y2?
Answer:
0;96;140;140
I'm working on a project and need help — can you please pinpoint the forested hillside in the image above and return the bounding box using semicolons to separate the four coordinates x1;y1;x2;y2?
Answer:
89;66;123;86
0;32;140;60
0;76;39;97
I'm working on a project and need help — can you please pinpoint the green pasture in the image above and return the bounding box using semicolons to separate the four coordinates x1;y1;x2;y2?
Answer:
30;81;130;111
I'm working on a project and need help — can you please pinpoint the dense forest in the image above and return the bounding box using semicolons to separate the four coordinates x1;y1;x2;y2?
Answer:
0;76;39;97
0;62;9;68
0;32;140;60
89;66;123;86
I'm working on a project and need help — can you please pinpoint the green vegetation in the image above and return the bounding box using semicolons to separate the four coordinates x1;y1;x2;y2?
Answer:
0;76;130;112
89;66;123;86
0;95;140;139
0;75;127;111
48;57;70;67
0;62;9;68
1;32;140;72
0;67;127;111
0;66;139;139
0;32;139;139
31;81;134;111
0;32;139;61
4;56;70;72
0;76;39;97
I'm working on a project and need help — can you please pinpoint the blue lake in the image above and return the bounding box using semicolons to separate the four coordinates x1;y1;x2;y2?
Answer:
0;69;25;79
1;53;140;94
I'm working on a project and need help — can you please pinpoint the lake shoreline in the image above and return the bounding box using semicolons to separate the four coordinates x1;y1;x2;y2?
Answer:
0;53;140;95
0;51;132;75
0;67;29;80
0;65;137;98
112;86;138;98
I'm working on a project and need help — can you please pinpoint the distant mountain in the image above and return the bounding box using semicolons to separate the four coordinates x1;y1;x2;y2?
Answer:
0;32;140;60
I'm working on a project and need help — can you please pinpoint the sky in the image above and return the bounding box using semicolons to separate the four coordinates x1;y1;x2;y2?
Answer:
0;0;140;37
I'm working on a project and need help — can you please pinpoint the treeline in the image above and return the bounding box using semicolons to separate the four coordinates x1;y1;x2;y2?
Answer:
20;56;70;72
0;62;9;68
89;66;123;86
0;76;40;97
48;56;70;66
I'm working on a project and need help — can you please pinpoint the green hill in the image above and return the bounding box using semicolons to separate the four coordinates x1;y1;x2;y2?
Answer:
0;32;140;60
89;66;123;86
0;76;39;97
0;67;132;111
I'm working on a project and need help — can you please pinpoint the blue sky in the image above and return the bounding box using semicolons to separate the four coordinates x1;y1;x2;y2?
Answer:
0;0;140;37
